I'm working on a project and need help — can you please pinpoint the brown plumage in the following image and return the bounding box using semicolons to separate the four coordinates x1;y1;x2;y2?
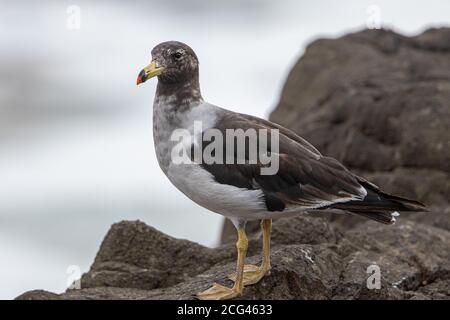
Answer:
199;112;427;223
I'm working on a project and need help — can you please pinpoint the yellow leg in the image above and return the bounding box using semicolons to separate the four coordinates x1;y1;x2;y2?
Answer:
196;228;248;300
228;219;272;285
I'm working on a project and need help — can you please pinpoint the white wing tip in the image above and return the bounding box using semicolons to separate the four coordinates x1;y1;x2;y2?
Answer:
390;211;400;223
358;186;368;198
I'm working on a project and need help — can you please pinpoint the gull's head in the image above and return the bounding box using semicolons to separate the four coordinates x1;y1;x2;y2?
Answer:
137;41;199;85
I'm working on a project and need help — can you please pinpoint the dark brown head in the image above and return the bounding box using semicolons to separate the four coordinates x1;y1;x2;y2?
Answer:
137;41;199;85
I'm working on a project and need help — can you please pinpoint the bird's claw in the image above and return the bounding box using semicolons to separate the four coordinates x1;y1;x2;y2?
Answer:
196;283;241;300
228;264;270;286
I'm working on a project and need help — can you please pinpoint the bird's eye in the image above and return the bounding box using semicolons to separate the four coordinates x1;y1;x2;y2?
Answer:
173;52;183;60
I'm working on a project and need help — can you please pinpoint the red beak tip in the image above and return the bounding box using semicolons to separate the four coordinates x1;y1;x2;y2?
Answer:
136;75;142;85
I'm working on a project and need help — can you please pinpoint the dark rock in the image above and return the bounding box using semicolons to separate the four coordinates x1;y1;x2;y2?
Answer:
17;215;450;300
270;28;450;206
222;215;341;245
16;290;61;300
334;221;450;299
80;221;235;291
80;216;342;292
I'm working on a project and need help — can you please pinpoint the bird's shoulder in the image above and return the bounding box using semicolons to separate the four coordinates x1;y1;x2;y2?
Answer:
208;107;322;159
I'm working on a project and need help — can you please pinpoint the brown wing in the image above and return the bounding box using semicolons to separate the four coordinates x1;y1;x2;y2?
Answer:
198;111;366;212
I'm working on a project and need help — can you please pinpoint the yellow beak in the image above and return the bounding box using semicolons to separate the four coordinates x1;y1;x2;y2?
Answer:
136;61;164;85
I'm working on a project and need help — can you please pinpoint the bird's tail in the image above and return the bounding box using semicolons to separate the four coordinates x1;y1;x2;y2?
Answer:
331;181;428;225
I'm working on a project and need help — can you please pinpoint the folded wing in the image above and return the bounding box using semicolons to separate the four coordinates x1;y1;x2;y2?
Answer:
198;111;367;212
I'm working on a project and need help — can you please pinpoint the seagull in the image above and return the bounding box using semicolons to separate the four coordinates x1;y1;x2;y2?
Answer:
137;41;427;300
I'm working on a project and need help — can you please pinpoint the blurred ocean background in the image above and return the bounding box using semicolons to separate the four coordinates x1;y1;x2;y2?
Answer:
1;0;449;299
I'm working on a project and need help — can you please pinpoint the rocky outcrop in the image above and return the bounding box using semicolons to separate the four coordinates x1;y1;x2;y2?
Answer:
270;27;450;206
17;217;450;300
17;28;450;300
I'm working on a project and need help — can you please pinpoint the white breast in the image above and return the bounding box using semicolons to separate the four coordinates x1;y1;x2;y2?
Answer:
167;163;267;218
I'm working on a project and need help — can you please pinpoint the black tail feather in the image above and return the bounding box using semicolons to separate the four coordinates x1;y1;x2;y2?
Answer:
358;180;428;212
347;210;397;225
330;180;428;225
